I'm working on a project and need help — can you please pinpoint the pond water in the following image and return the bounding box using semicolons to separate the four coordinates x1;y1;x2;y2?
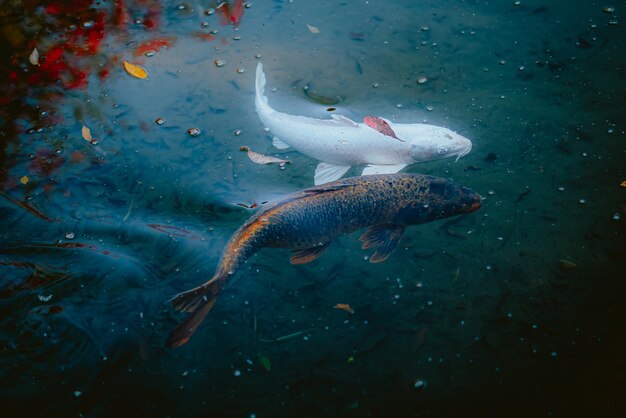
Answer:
1;0;624;417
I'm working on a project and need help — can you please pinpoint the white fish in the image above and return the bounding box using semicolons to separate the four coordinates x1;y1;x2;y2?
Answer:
255;63;472;185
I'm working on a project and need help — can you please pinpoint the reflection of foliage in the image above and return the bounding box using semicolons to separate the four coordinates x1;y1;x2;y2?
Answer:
0;0;161;189
0;0;247;191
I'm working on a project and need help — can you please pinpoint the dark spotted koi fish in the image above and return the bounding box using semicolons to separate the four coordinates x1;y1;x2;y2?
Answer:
166;174;481;347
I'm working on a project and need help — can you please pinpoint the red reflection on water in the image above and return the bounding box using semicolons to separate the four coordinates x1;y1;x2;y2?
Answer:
218;0;245;27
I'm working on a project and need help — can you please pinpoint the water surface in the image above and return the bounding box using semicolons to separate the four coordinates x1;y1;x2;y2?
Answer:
0;1;624;417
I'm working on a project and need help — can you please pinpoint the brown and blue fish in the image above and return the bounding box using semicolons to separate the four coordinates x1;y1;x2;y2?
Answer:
167;173;481;347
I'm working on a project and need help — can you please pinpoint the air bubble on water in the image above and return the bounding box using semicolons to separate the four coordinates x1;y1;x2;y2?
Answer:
65;232;75;239
417;76;428;84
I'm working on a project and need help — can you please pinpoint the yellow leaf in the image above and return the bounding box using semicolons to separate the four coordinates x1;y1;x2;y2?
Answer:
81;125;92;141
306;24;320;34
621;180;626;187
29;47;39;66
334;303;354;314
20;176;29;185
123;60;148;79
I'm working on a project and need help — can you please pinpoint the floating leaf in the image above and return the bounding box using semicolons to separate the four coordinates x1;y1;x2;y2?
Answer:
621;180;626;187
29;47;39;66
334;303;354;314
306;24;320;34
258;354;271;372
81;125;92;141
123;60;148;79
240;146;290;165
20;176;29;185
559;259;577;271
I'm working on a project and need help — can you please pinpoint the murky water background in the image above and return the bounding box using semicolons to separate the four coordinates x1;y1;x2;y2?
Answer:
1;1;624;417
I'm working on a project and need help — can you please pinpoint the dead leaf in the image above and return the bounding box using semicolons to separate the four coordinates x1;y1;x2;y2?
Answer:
29;47;39;66
334;303;354;314
81;125;93;141
306;24;320;34
621;180;626;187
240;146;290;165
559;259;577;271
123;60;148;79
20;176;29;185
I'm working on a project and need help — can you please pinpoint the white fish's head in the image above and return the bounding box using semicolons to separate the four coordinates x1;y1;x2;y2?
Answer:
404;126;472;163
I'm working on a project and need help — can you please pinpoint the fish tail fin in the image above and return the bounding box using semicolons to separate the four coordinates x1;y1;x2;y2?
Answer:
166;274;226;347
255;62;269;106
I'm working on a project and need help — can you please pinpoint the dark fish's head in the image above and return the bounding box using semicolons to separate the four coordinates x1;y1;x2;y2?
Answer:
395;176;482;225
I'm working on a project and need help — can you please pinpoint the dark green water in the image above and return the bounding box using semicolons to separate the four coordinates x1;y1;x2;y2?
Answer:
1;1;624;417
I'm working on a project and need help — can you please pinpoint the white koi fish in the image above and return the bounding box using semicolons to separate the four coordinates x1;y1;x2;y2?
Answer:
255;63;473;185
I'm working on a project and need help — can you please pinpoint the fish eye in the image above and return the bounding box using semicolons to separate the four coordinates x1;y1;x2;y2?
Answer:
437;147;448;155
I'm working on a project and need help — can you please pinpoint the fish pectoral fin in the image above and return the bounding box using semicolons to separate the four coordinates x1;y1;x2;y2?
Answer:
331;114;359;127
360;224;405;263
314;162;351;185
290;243;330;265
272;136;291;150
361;164;407;176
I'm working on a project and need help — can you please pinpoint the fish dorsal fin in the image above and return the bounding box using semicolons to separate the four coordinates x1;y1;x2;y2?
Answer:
360;224;405;263
272;136;290;149
331;114;358;127
363;116;404;141
314;162;351;185
290;242;330;264
362;164;407;176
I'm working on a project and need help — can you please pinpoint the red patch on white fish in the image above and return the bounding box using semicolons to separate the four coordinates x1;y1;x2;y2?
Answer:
363;116;403;141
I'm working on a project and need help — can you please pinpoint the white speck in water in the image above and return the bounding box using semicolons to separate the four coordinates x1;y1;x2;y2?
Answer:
65;232;75;240
579;198;586;204
38;294;53;302
414;379;426;389
237;67;245;73
205;8;215;15
550;351;558;358
73;391;82;397
233;370;241;377
420;25;429;31
558;186;565;191
417;76;428;84
426;105;434;111
234;129;242;136
214;59;225;67
612;213;620;221
372;82;380;88
155;117;165;125
602;6;615;13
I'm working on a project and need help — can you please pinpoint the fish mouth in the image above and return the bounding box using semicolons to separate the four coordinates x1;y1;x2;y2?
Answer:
454;141;473;162
463;195;482;213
